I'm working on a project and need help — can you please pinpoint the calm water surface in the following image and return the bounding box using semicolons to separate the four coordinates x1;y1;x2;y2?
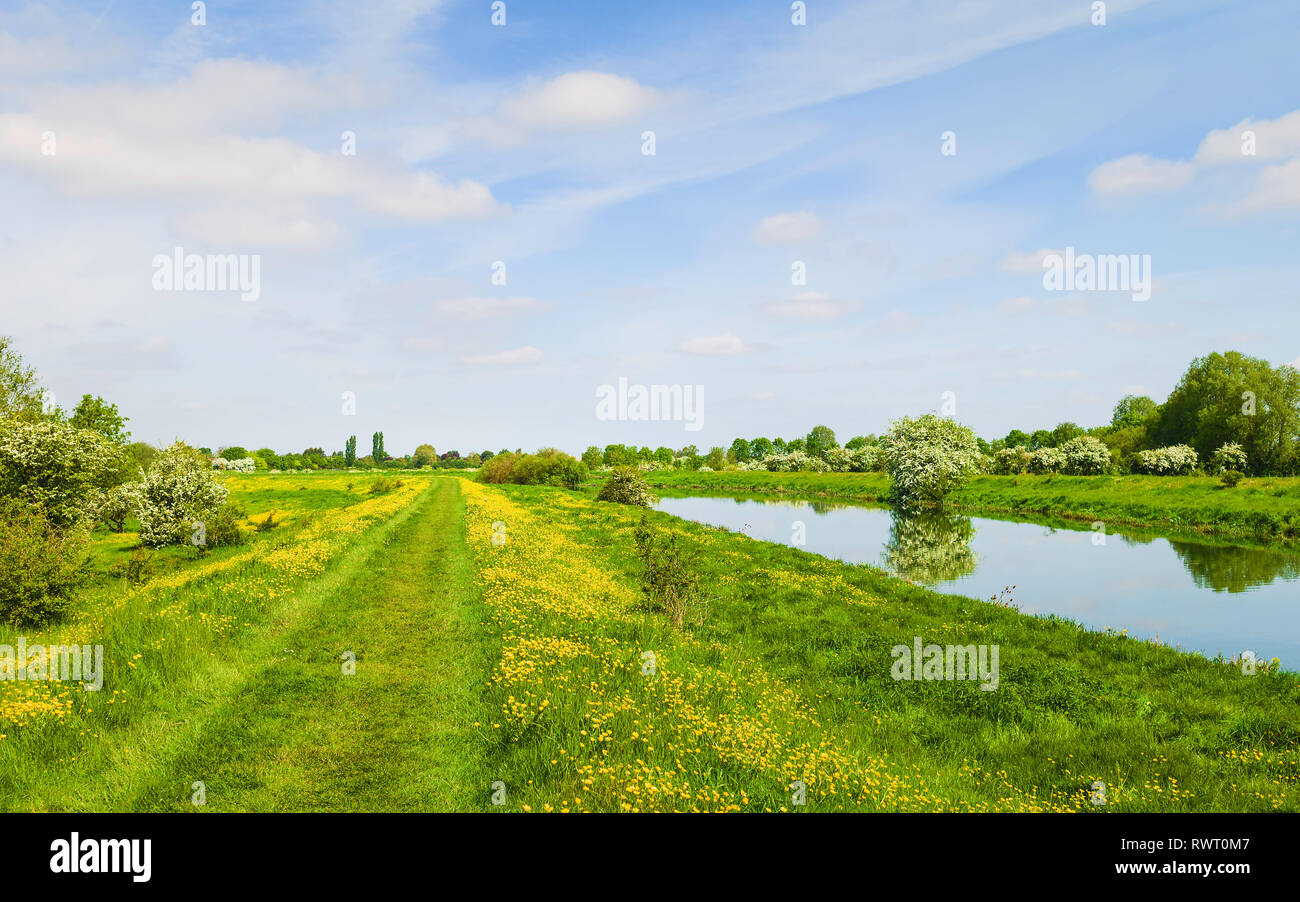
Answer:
654;494;1300;670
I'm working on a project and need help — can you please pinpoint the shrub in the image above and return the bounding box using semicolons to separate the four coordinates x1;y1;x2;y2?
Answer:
255;511;279;532
1060;435;1111;475
848;446;882;472
1220;469;1245;488
632;515;706;627
762;450;830;473
369;475;403;494
201;501;247;548
96;482;141;532
0;498;90;626
477;453;517;484
993;446;1030;475
0;416;126;527
879;414;982;507
597;469;657;507
823;447;855;472
212;457;255;472
1134;444;1199;475
478;448;587;489
1212;442;1248;474
136;442;230;547
1027;446;1066;474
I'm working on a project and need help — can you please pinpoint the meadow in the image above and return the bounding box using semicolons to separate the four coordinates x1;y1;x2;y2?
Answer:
3;471;1296;812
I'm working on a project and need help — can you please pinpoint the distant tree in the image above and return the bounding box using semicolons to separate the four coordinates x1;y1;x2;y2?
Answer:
771;437;787;454
729;438;752;462
344;435;357;467
786;438;807;452
678;444;698;458
805;425;838;456
413;444;437;468
371;431;386;461
69;394;130;443
653;446;674;465
1003;429;1032;449
1049;422;1084;447
1154;351;1300;475
582;446;604;469
1029;429;1052;451
705;447;726;469
844;435;873;451
1111;395;1159;429
219;446;248;460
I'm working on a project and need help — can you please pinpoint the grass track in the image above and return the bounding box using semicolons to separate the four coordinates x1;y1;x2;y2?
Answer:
127;478;494;811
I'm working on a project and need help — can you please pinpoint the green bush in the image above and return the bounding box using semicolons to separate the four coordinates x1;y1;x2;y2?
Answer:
0;498;90;626
632;515;706;627
201;501;247;548
1220;469;1245;488
477;449;586;489
596;469;657;507
369;475;403;494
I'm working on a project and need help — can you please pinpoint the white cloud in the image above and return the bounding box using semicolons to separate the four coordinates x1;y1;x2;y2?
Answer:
678;334;749;355
761;291;860;320
1000;248;1063;273
1196;111;1300;163
461;346;545;365
432;296;552;321
1229;158;1300;213
997;296;1036;315
752;211;822;245
477;71;660;145
1088;154;1194;196
0;58;501;234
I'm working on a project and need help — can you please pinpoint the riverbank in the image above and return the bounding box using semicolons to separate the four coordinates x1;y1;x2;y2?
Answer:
635;470;1300;545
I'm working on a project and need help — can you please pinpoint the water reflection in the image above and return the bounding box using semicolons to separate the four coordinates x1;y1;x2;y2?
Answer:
1169;540;1300;594
883;509;978;585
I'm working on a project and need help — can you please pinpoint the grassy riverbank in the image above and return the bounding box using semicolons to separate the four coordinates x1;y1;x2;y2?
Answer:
638;470;1300;544
462;478;1298;811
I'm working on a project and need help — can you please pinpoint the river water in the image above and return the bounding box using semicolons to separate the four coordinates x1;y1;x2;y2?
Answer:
654;493;1300;670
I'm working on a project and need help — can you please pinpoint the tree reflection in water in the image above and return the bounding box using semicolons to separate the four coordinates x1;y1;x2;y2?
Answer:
1169;540;1300;594
883;508;978;585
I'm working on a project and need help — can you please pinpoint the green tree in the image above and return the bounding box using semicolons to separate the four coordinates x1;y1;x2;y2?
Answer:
581;446;604;469
344;435;357;467
69;394;130;443
372;431;386;462
705;446;726;469
1049;422;1084;447
413;444;437;468
751;437;774;458
219;446;248;460
1112;394;1159;429
728;438;752;462
1154;351;1300;475
805;425;838;456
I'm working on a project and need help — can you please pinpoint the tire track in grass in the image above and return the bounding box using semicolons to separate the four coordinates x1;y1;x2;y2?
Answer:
126;478;495;811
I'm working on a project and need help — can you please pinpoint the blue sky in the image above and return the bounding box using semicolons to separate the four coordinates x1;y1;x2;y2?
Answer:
2;0;1298;455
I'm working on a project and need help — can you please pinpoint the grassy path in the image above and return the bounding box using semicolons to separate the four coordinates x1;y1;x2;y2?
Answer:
124;478;494;811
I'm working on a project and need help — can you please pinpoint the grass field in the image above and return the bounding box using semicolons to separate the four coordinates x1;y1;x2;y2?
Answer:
639;470;1300;545
2;472;1296;812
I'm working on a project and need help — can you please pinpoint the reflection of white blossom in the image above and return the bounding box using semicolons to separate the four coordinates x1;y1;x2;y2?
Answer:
883;510;978;585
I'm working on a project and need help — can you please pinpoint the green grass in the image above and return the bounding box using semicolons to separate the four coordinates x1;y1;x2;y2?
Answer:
0;473;491;810
463;480;1300;812
5;471;1296;812
638;469;1300;544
